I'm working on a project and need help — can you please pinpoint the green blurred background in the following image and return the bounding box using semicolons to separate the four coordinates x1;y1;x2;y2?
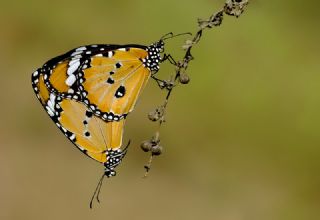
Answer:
1;0;320;219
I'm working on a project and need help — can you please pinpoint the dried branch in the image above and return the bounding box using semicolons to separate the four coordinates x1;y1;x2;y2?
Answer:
141;0;249;177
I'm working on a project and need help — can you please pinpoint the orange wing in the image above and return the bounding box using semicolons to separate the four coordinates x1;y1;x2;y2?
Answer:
36;44;158;122
56;97;126;163
79;47;151;121
31;70;127;165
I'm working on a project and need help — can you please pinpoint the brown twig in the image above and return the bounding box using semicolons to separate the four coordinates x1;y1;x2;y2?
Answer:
141;0;249;177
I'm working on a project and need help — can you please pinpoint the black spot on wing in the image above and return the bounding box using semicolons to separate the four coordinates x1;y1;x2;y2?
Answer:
85;111;93;118
84;131;90;137
106;77;114;84
115;62;122;68
115;86;126;98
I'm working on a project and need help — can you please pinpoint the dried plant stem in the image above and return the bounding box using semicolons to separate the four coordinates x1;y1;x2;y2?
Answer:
141;0;249;176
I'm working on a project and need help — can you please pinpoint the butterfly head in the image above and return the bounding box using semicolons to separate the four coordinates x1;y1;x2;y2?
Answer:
104;167;116;177
145;40;164;72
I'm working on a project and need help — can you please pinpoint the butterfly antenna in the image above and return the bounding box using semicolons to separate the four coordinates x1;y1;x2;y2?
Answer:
122;139;131;152
96;177;103;203
89;172;105;209
160;32;174;40
161;32;192;41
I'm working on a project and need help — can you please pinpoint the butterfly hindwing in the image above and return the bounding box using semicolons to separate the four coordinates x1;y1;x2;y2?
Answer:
56;96;126;163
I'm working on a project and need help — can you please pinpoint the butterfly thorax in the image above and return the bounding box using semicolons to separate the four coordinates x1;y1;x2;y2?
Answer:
142;40;164;72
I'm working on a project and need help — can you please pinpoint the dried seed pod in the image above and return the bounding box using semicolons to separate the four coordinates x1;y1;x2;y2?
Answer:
151;145;163;156
141;140;152;152
148;110;160;122
224;0;249;18
198;11;224;29
210;10;224;26
179;73;190;84
148;106;165;122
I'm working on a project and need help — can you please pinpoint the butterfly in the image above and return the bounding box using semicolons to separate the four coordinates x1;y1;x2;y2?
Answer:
31;34;178;207
31;37;170;166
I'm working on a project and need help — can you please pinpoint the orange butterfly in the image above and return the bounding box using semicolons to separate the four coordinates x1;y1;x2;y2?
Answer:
31;37;170;207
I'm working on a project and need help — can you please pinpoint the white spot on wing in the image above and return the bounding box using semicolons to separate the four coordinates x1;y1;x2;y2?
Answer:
71;51;83;56
73;54;82;59
70;134;76;141
76;46;86;51
69;59;79;66
71;47;86;56
47;93;56;112
67;59;80;75
66;74;76;86
46;106;55;117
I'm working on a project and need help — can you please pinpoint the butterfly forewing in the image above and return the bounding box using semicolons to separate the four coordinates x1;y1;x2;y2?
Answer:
79;47;151;121
37;44;154;123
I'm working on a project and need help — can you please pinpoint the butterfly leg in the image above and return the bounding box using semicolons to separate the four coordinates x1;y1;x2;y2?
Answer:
151;75;167;89
151;75;175;91
161;53;177;65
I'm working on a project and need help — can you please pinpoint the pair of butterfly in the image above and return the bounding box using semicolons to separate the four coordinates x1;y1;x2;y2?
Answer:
31;34;178;207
